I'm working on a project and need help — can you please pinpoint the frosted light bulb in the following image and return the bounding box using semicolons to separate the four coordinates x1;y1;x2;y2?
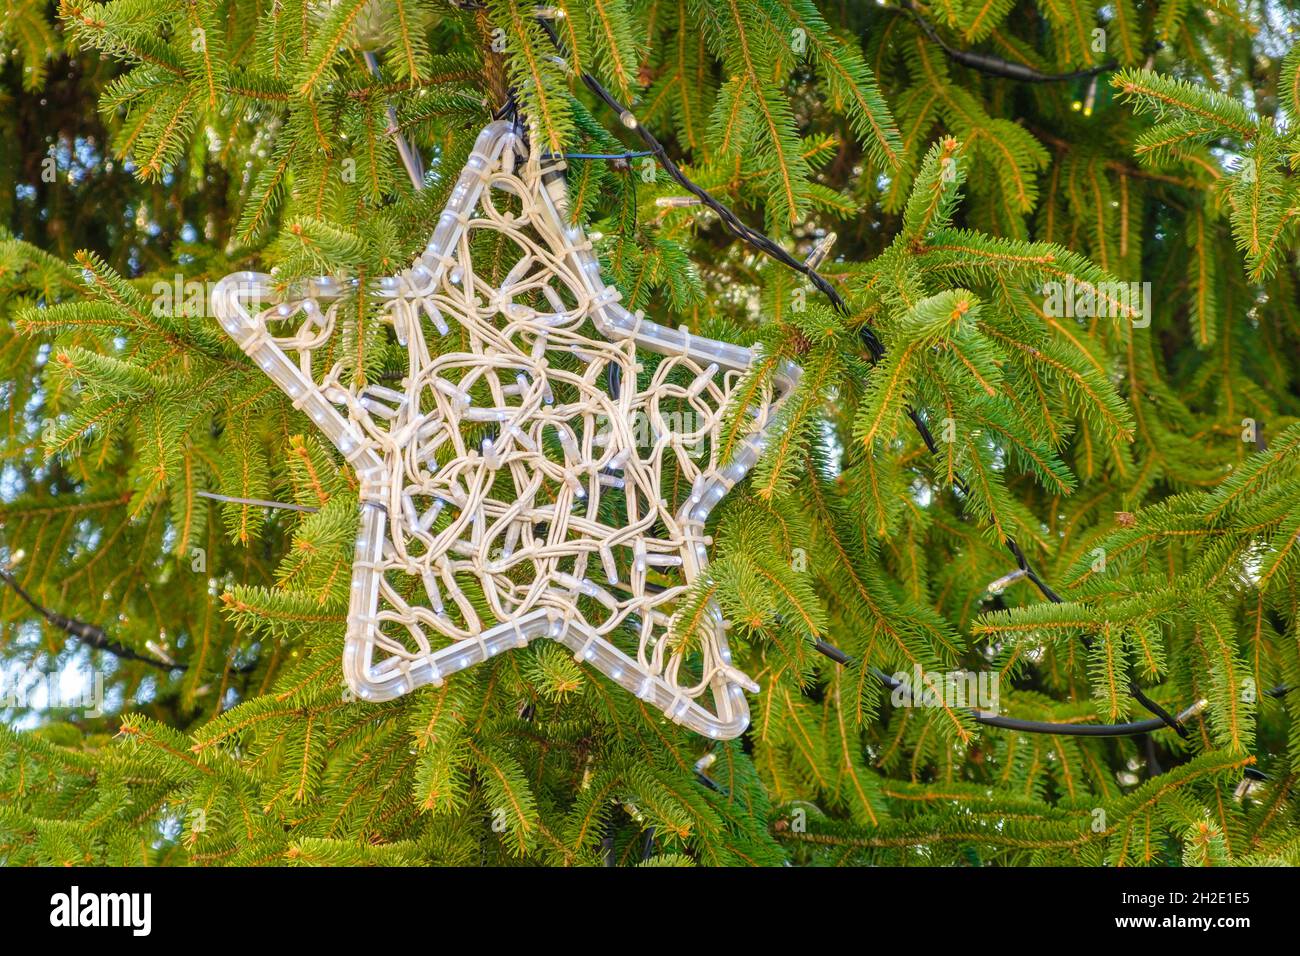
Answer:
804;231;838;270
655;195;702;208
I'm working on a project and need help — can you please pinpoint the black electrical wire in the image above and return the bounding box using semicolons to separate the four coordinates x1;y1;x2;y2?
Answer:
803;640;1199;737
967;713;1175;736
0;567;175;672
871;664;1181;738
2;561;262;677
893;3;1118;83
533;14;864;331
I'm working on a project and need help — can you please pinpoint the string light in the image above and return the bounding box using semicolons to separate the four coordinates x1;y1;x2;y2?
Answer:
655;195;704;209
505;13;1289;745
212;120;799;739
803;232;838;270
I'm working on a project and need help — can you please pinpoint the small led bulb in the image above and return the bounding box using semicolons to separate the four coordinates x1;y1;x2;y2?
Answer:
804;231;838;270
655;195;701;209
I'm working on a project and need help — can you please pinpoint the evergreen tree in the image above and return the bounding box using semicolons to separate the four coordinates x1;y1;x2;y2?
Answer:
2;0;1299;866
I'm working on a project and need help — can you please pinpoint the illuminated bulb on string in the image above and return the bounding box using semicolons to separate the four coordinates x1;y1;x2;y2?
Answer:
1082;76;1098;117
655;195;702;209
804;231;838;270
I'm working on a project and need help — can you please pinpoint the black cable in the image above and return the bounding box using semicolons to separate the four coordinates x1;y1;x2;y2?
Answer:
896;382;1188;733
807;642;1288;738
873;665;1180;738
974;712;1173;736
492;87;520;123
533;14;863;328
1128;683;1188;740
2;564;262;677
640;827;656;861
694;769;724;792
894;3;1118;83
813;638;853;666
816;642;1202;737
1;567;174;671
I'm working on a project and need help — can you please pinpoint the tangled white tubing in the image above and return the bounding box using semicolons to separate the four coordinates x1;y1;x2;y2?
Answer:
212;121;800;738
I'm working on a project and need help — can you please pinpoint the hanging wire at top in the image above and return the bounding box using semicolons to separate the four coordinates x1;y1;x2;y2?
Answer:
890;3;1120;83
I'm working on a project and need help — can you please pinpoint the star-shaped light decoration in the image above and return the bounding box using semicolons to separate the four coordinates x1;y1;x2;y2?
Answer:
212;121;800;739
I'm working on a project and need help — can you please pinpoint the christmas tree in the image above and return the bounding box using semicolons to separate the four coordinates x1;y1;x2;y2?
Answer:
2;0;1299;867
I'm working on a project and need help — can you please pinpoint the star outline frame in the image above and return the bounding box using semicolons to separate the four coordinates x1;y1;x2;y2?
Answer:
212;121;801;739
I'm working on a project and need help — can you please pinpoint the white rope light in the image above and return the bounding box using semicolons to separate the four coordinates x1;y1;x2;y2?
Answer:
212;121;799;739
